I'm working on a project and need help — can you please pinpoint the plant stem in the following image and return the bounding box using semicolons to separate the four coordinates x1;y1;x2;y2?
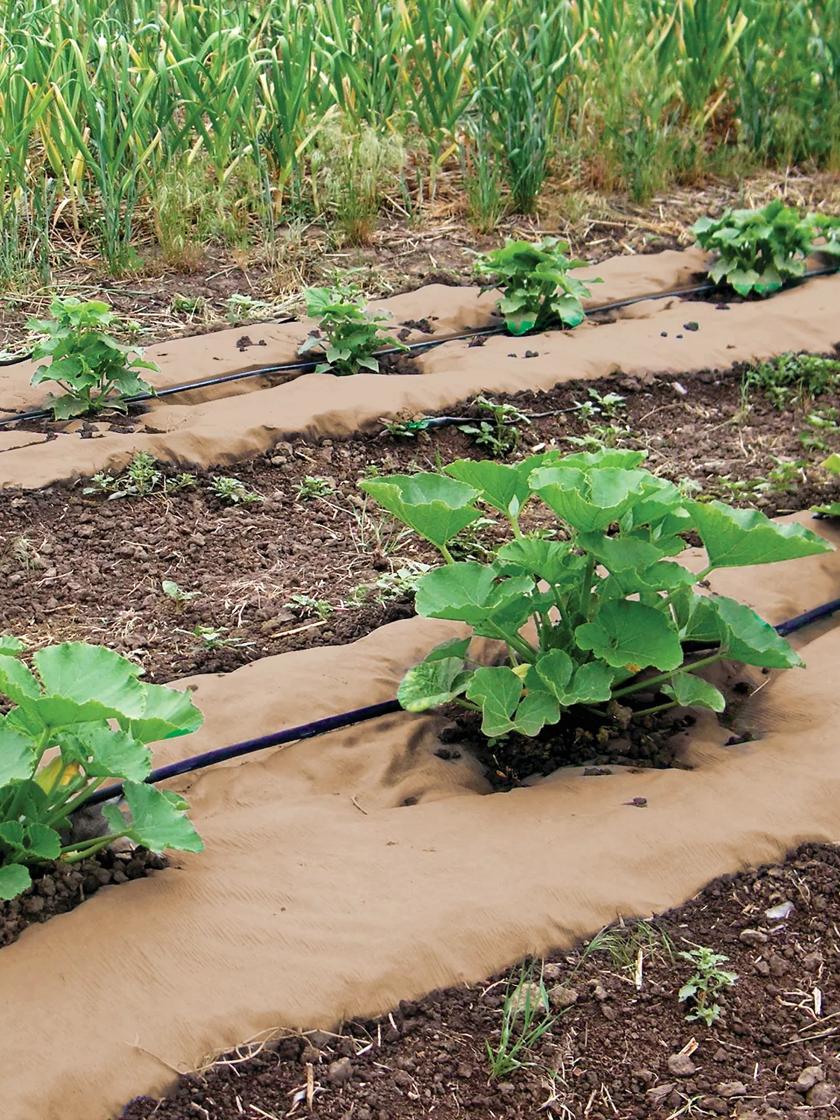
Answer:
611;652;724;700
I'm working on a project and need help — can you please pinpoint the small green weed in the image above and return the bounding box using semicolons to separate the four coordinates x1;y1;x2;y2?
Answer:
742;352;840;408
677;946;738;1026
486;965;555;1080
224;293;275;324
83;455;196;500
458;396;530;458
209;476;264;506
286;594;334;621
296;475;335;501
162;579;200;605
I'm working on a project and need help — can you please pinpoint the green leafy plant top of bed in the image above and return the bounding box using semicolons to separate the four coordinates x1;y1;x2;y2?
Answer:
474;237;599;335
0;639;203;900
809;213;840;262
298;286;407;376
692;201;819;297
28;298;158;420
360;448;831;740
814;452;840;518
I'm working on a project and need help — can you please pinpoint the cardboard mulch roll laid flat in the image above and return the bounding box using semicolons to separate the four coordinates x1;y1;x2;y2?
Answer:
0;516;837;1120
1;252;838;490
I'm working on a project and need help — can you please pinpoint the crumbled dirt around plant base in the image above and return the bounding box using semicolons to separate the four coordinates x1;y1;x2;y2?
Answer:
440;704;703;788
0;364;836;684
120;841;840;1120
0;846;166;949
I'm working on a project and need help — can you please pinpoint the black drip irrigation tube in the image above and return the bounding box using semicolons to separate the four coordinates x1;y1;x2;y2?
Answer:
2;265;837;431
83;595;840;810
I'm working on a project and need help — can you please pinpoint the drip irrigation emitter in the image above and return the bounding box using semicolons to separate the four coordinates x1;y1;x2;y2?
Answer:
1;265;837;430
80;594;840;811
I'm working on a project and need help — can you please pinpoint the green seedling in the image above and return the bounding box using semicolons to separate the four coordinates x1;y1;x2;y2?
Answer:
693;201;818;297
382;417;431;440
82;455;196;500
224;293;275;324
286;594;334;621
170;294;206;315
458;396;530;458
741;352;840;409
360;447;832;743
189;624;247;650
474;237;600;335
678;947;738;1026
486;965;555;1079
209;476;263;506
161;580;200;605
585;920;674;975
813;452;840;518
799;407;840;453
298;286;407;376
0;636;203;900
296;475;335;501
28;297;157;420
347;561;432;607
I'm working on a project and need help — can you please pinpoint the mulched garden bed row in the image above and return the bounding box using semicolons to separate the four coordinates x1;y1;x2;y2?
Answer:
121;840;840;1120
1;363;836;685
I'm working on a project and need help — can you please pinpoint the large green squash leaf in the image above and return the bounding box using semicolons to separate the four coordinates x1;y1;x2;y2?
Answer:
359;473;481;549
103;782;203;853
688;502;832;568
575;600;683;671
445;460;530;518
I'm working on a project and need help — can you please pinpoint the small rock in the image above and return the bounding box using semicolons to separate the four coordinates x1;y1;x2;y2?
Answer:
456;1063;473;1079
299;1044;320;1065
327;1057;353;1086
541;963;564;982
548;985;579;1010
498;1082;515;1097
591;981;608;1002
633;1069;655;1086
392;1069;413;1090
795;1066;824;1093
508;981;545;1017
646;1082;676;1103
768;954;789;977
806;1082;837;1107
765;900;795;921
668;1053;697;1078
717;1081;747;1098
739;928;768;946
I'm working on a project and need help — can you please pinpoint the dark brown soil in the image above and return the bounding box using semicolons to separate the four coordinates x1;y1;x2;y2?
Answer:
0;364;836;684
0;845;166;949
442;704;703;789
120;840;840;1120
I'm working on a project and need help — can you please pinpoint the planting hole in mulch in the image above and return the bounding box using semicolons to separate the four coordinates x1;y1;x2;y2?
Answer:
0;845;166;949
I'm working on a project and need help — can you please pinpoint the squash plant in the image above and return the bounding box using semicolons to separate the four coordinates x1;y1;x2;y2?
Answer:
692;201;818;297
361;449;831;740
28;297;158;419
0;639;203;900
474;238;599;335
298;286;407;375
